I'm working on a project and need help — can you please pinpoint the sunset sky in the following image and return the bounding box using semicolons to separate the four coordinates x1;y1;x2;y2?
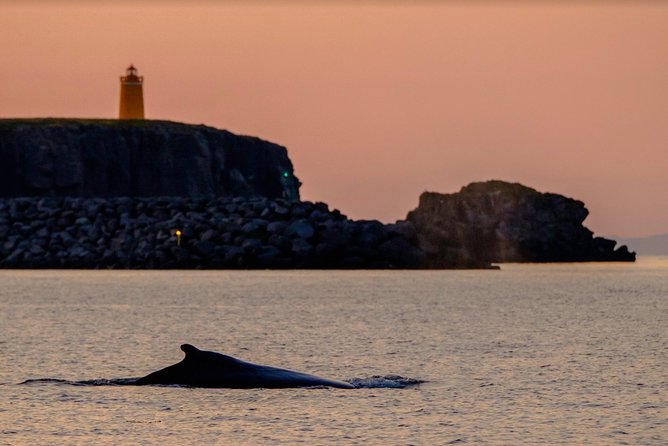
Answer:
1;1;666;238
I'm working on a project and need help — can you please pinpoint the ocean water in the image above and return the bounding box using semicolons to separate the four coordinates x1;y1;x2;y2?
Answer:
1;259;667;445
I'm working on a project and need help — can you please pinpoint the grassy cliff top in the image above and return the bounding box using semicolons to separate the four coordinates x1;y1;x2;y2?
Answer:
0;118;214;130
0;118;277;146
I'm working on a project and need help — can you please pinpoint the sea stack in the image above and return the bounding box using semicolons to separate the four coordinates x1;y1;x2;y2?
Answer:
405;180;636;266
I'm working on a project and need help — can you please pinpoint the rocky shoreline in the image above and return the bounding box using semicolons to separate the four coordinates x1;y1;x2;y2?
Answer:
0;120;635;269
0;197;425;269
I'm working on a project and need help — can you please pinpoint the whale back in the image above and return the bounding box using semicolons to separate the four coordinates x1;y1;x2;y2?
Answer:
134;344;354;389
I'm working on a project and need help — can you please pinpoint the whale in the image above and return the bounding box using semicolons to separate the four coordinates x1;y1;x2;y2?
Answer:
133;344;355;389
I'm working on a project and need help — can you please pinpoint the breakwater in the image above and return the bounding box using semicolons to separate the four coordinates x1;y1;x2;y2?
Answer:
0;197;424;269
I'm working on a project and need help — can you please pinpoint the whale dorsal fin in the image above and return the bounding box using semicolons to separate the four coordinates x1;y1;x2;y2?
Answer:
180;344;200;358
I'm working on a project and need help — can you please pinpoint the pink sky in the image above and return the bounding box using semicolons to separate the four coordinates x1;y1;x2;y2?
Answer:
1;2;667;237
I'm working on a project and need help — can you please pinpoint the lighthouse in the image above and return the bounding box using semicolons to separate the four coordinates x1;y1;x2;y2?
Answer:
118;65;144;119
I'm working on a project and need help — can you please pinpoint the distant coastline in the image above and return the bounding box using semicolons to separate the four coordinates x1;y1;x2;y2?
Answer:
614;233;668;256
0;119;635;269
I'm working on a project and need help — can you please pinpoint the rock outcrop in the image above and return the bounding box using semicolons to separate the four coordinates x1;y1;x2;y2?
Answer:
0;120;636;269
0;119;427;269
405;180;635;266
0;197;424;269
0;119;300;200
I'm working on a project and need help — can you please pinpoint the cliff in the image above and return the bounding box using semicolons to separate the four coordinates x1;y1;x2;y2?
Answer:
0;119;300;200
0;119;425;269
405;180;635;267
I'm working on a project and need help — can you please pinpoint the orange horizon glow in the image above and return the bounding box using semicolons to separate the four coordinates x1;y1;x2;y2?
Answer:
1;2;667;238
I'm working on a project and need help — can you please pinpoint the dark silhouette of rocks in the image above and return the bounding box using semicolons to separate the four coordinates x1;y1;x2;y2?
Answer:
0;119;300;200
0;120;635;269
0;119;425;269
405;180;635;267
0;197;423;269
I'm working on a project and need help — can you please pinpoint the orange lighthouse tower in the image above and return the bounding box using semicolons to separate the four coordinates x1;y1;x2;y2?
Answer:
118;65;144;119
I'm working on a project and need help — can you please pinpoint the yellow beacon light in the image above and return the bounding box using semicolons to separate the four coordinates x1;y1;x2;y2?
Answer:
175;230;182;246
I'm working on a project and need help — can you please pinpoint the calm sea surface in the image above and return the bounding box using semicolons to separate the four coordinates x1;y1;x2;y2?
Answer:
1;259;667;445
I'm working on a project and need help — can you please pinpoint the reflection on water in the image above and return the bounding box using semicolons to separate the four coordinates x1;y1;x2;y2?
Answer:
1;258;667;445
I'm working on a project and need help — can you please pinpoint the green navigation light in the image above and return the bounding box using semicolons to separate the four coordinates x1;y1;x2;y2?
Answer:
282;171;289;178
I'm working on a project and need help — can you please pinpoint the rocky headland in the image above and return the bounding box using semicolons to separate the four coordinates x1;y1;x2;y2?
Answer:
0;119;299;200
406;180;635;267
0;119;634;268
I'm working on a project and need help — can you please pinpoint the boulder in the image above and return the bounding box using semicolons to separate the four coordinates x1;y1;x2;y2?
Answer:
287;220;315;240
